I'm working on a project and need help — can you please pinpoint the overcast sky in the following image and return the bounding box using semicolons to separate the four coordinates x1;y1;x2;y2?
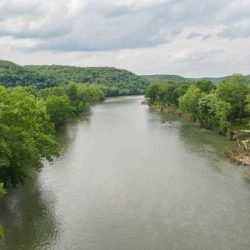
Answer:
1;0;250;77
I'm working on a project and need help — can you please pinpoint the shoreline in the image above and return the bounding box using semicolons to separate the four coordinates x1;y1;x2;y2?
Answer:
146;102;250;168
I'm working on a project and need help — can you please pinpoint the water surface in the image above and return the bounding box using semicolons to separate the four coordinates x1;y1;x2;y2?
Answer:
1;96;250;250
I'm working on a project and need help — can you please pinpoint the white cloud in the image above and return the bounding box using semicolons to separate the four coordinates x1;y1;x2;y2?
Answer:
0;0;250;76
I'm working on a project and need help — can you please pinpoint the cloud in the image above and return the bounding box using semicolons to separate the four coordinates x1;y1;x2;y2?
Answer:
0;0;250;76
0;0;234;52
219;21;250;39
186;32;202;39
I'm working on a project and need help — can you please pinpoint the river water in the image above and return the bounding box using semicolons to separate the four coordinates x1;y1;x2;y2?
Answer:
1;96;250;250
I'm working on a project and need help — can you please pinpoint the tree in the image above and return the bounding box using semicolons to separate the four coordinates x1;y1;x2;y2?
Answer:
45;95;73;126
158;84;176;105
179;85;204;119
195;80;215;93
0;59;149;95
198;93;231;133
38;83;105;115
0;87;59;186
145;83;162;103
173;83;189;106
216;75;249;122
145;83;179;106
0;183;5;196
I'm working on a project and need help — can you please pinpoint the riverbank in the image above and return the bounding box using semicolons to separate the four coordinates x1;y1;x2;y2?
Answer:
147;103;193;122
146;101;250;170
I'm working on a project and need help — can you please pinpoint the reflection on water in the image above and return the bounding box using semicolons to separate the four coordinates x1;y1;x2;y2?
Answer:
1;96;250;250
0;177;58;250
179;122;234;171
55;115;91;154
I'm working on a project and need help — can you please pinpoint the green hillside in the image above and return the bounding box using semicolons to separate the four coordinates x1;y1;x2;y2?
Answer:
0;60;149;95
142;74;250;84
141;74;186;84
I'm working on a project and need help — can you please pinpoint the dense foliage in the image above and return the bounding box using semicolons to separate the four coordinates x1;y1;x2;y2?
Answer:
0;60;55;87
39;83;105;126
215;75;249;122
0;183;5;197
0;83;105;188
146;76;250;135
142;74;187;84
0;87;59;187
142;74;250;85
0;60;149;95
179;86;204;120
197;93;231;133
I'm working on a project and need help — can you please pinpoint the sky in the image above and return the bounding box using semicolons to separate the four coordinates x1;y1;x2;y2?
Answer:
0;0;250;77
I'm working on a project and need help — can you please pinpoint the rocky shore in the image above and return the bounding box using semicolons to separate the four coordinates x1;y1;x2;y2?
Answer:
226;139;250;167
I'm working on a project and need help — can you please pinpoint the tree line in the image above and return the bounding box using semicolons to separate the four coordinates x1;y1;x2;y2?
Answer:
0;60;149;95
146;75;250;135
0;84;105;189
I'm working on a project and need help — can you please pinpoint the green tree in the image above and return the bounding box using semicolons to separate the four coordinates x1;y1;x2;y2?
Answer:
198;93;231;133
195;80;215;93
0;87;59;186
179;85;204;119
45;95;73;126
173;83;189;106
38;84;105;115
0;183;5;196
158;84;176;105
145;83;179;105
216;75;249;122
0;59;149;95
145;83;162;103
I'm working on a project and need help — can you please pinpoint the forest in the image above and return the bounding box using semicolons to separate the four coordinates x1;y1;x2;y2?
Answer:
142;73;250;85
0;60;148;96
146;75;250;136
0;83;106;188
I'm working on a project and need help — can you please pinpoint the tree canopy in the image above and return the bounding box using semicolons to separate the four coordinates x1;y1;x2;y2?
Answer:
179;86;204;119
0;60;149;96
216;75;249;122
0;87;59;186
145;75;250;135
0;82;107;187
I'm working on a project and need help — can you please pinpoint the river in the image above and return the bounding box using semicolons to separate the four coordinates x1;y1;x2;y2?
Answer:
1;96;250;250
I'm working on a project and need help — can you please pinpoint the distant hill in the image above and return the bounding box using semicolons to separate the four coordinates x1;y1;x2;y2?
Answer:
0;60;53;87
141;74;186;83
142;74;250;84
1;59;250;94
0;60;149;95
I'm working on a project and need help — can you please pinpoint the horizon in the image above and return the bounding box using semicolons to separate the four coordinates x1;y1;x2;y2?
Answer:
1;58;247;79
